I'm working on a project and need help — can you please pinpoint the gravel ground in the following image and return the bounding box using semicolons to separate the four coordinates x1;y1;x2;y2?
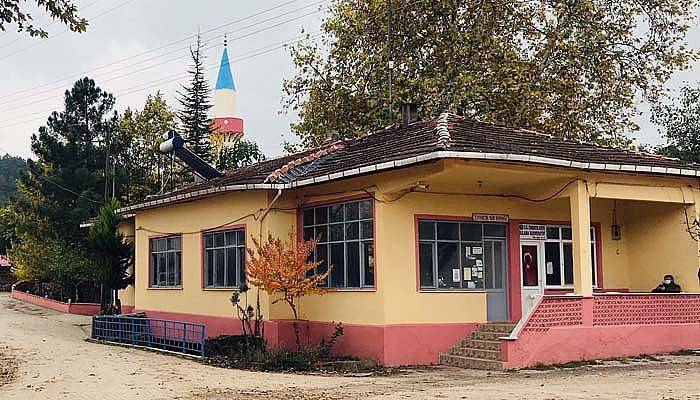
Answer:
2;292;700;400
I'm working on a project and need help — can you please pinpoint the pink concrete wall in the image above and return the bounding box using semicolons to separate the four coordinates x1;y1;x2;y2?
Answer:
11;288;101;316
502;294;700;369
140;308;477;366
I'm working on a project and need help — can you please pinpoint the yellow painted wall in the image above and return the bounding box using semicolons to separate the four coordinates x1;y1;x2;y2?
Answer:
622;201;699;292
127;158;700;326
132;191;272;319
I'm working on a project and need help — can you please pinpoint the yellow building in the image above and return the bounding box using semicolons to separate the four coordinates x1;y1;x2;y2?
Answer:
116;112;700;368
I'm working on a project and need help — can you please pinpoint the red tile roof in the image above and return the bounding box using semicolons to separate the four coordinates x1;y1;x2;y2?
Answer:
119;113;700;213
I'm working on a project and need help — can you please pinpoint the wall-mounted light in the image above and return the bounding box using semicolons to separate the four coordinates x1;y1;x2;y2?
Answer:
612;201;621;241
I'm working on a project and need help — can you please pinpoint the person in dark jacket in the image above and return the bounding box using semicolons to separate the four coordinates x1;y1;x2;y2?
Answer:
652;274;681;293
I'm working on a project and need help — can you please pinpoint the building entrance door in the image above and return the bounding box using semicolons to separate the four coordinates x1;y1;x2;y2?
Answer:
520;241;544;317
484;239;508;321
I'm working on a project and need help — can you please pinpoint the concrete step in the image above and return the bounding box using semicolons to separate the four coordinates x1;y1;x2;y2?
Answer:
481;323;516;334
450;347;502;360
439;353;503;370
471;330;508;341
469;339;501;351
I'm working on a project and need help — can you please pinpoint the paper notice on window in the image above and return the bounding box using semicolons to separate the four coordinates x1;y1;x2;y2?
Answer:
477;271;483;279
464;247;471;256
463;268;471;280
467;281;476;289
452;268;460;282
476;259;483;267
472;247;483;255
546;261;554;274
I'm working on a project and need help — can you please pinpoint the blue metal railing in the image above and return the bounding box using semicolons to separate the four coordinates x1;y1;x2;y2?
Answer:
91;315;206;357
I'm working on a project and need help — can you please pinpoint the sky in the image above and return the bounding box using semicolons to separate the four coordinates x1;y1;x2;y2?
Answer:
0;0;698;160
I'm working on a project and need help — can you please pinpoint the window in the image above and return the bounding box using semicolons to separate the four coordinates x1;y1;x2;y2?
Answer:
150;236;182;287
302;199;374;288
419;220;507;290
204;229;246;288
544;225;597;287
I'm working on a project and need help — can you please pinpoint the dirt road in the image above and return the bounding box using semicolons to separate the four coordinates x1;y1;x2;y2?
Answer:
2;293;700;399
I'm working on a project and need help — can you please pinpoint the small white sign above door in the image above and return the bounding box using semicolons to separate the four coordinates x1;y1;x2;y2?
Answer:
473;213;509;223
520;224;546;240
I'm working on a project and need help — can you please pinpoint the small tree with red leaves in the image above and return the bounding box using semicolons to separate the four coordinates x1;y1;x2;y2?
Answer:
246;231;329;350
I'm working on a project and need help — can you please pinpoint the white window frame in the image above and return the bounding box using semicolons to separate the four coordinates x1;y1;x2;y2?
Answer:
203;229;246;289
543;225;597;289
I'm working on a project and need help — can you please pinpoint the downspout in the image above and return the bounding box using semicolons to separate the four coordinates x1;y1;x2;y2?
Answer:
258;188;284;240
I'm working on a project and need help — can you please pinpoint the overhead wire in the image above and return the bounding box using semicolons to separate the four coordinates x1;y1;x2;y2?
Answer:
0;0;136;62
0;0;322;100
0;8;322;114
0;30;321;130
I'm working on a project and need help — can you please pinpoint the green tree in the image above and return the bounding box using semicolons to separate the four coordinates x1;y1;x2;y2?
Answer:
652;85;700;163
216;139;266;171
117;92;177;202
89;198;133;313
178;33;214;163
0;154;28;205
0;0;87;37
14;77;116;240
284;0;697;148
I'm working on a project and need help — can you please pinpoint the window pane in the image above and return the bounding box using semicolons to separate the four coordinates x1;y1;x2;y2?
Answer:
329;223;344;241
303;227;315;241
238;247;246;284
591;243;596;286
315;225;328;242
483;241;494;289
158;253;167;285
303;209;314;226
214;233;224;247
316;243;329;282
359;200;372;219
236;230;245;246
215;249;225;287
329;203;344;222
345;202;359;221
363;241;374;287
171;237;181;250
545;242;561;286
563;243;573;285
330;243;345;287
315;207;328;225
546;227;560;239
460;223;482;241
493;240;504;289
561;227;572;240
151;254;158;286
346;222;359;241
522;245;539;286
437;223;459;241
419;243;435;287
484;224;506;238
204;234;213;248
226;248;237;287
206;250;214;286
154;238;164;252
167;252;176;285
360;221;373;239
347;242;360;287
437;242;460;288
418;221;435;240
225;231;236;246
175;251;181;286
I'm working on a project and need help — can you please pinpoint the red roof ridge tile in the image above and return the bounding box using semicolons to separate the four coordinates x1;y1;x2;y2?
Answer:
264;140;346;183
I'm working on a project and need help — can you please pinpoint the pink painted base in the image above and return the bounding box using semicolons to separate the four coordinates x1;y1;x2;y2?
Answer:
11;289;101;316
502;324;700;369
138;308;477;366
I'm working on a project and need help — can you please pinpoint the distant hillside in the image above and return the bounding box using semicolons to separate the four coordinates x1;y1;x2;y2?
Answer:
0;154;28;205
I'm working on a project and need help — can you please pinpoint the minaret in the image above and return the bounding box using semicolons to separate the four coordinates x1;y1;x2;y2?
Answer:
212;35;244;140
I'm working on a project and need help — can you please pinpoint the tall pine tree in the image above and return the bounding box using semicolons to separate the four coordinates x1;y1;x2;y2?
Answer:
178;33;214;163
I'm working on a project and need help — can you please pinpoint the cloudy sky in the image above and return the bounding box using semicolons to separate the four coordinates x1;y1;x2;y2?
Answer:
0;0;698;159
